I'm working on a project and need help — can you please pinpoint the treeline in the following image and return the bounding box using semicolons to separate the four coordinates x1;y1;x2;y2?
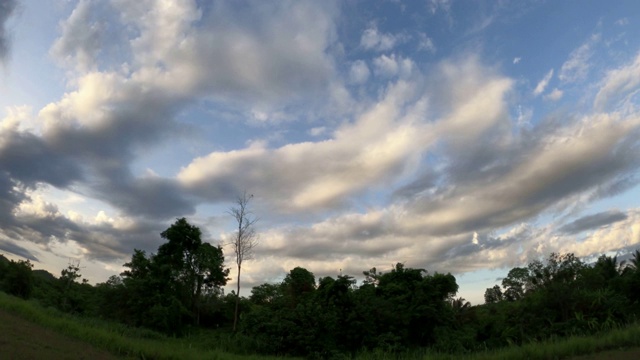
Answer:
1;217;640;359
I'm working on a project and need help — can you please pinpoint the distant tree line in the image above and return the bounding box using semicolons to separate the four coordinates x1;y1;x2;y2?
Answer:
1;217;640;358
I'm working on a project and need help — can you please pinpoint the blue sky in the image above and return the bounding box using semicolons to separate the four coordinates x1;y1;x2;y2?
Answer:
1;0;640;304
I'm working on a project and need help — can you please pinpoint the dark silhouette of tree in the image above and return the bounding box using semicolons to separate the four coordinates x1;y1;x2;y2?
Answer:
2;259;34;299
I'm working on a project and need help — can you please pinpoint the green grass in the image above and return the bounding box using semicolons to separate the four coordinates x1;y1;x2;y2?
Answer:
354;324;640;360
3;291;640;360
0;292;295;360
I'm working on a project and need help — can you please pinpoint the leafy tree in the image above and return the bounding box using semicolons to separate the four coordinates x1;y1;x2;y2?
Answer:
156;218;229;322
250;283;283;306
118;218;229;333
484;285;504;303
283;266;316;307
228;192;258;331
2;259;34;299
501;267;530;301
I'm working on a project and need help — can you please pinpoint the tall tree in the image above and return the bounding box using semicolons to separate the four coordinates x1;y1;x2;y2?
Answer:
229;192;258;331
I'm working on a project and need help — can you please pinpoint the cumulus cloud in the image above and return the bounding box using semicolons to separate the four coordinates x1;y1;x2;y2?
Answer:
113;0;337;107
372;54;414;78
50;0;105;72
360;26;407;52
533;69;553;96
178;80;432;212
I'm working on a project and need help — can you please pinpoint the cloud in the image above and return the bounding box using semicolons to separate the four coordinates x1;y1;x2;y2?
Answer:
0;0;18;62
533;69;553;96
559;34;600;83
112;0;338;107
513;57;521;64
427;0;451;14
545;88;563;101
594;52;640;111
0;239;38;262
559;210;628;235
50;0;105;72
178;80;432;212
373;54;414;78
615;18;629;26
417;33;436;53
349;60;370;84
360;26;408;52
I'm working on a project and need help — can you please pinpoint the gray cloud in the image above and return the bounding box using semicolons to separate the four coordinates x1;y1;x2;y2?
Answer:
559;210;629;235
406;114;640;237
0;130;83;188
0;0;18;62
0;239;38;261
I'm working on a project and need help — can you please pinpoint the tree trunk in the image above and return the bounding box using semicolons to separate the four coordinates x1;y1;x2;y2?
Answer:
233;264;241;332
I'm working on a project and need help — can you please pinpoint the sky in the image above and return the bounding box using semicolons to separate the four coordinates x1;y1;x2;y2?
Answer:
1;0;640;305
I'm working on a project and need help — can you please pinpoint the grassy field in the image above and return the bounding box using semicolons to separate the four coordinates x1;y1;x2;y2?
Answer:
0;308;118;360
2;291;640;360
0;292;293;360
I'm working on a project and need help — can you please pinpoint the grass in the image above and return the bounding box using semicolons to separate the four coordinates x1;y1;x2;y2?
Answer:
3;291;640;360
0;292;294;360
353;324;640;360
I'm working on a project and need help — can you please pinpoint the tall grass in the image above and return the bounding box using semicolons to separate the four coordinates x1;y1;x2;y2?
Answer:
0;292;292;360
3;291;640;360
356;323;640;360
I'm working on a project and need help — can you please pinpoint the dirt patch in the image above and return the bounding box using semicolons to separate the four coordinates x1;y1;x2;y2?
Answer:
0;309;119;360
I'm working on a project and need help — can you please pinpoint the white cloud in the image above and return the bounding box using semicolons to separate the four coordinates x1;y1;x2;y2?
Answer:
112;0;338;107
427;0;451;14
308;126;327;137
513;57;521;64
594;52;640;111
50;0;104;73
349;60;370;84
178;80;433;212
615;18;629;26
418;33;436;53
373;54;415;79
533;69;554;96
545;88;563;101
360;26;408;52
559;34;600;83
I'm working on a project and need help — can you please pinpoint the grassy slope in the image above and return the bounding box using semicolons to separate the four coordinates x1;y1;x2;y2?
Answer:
3;290;640;360
0;292;293;360
0;308;118;360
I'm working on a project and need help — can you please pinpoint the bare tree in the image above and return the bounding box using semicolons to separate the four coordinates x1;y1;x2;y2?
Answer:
228;191;258;332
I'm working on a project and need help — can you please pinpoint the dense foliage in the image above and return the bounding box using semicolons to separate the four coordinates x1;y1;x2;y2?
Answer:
2;219;640;358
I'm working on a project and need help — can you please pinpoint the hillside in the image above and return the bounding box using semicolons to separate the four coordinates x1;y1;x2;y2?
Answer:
0;308;117;360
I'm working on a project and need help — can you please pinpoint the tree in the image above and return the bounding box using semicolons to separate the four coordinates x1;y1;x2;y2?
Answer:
118;218;229;333
502;267;530;301
283;267;316;307
2;259;34;299
484;285;504;304
156;218;229;321
228;192;258;331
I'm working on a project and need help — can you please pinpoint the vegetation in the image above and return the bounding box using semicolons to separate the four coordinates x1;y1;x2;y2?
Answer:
2;216;640;359
228;191;259;332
